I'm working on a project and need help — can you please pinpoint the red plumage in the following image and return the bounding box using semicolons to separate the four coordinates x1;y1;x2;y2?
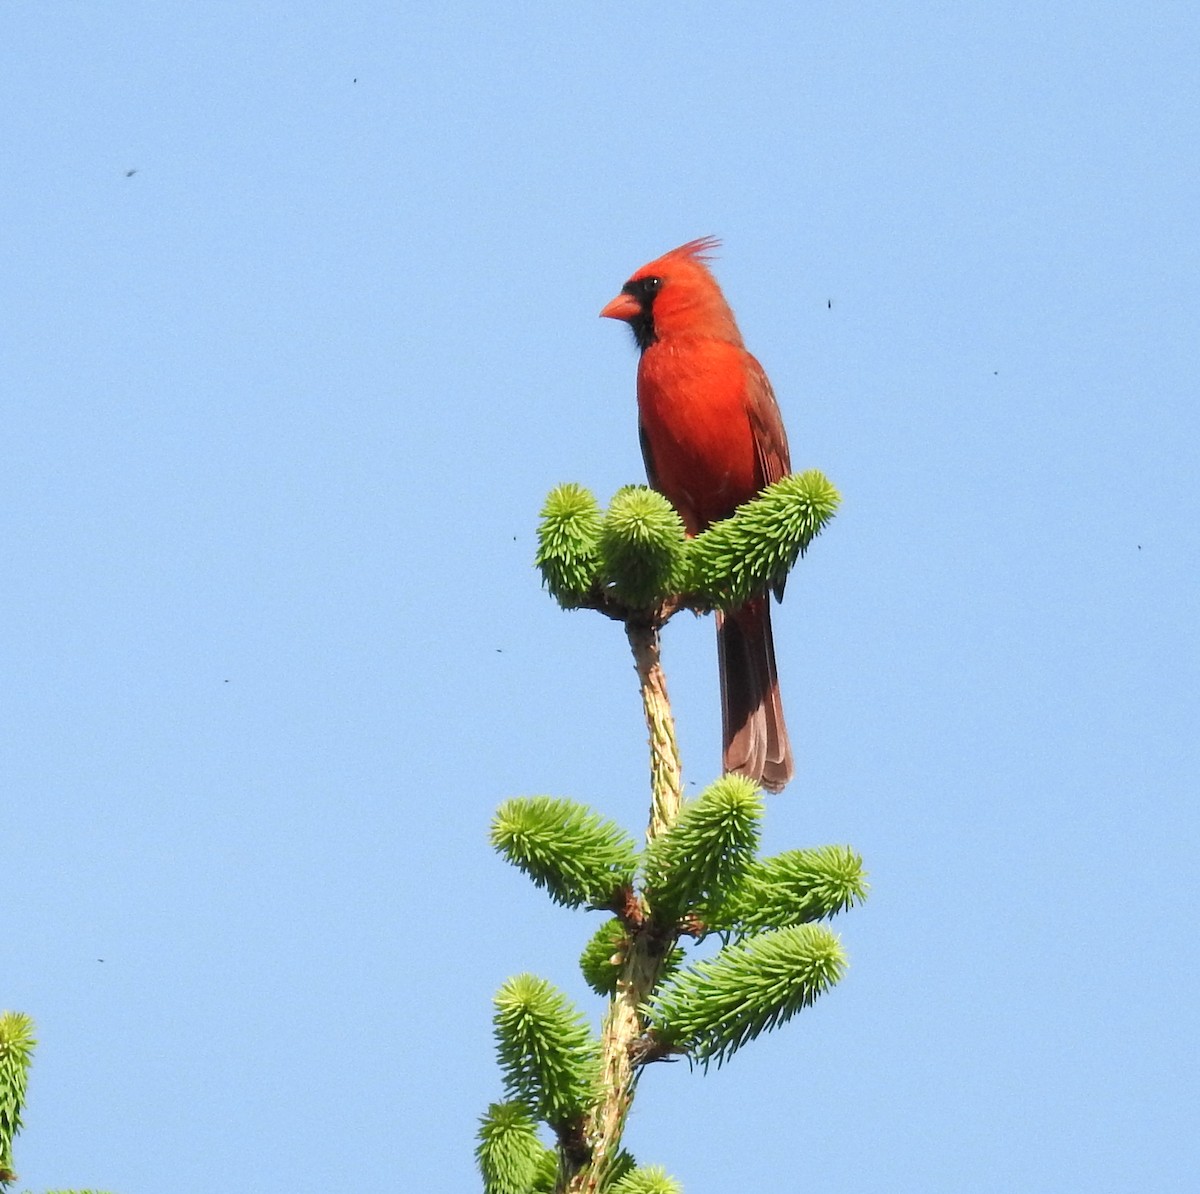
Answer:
601;238;794;792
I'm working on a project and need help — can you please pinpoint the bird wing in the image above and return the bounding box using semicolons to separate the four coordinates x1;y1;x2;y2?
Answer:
744;355;792;600
745;355;791;489
638;420;662;493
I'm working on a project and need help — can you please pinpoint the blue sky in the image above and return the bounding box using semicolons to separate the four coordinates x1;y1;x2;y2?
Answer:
5;3;1198;1191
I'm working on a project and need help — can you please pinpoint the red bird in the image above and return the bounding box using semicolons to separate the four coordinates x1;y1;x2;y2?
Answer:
601;237;794;793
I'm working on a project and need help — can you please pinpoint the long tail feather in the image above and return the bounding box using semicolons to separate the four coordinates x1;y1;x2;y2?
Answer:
716;599;793;793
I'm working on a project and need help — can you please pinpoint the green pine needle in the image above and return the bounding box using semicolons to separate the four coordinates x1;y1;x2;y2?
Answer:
606;1150;638;1188
649;925;847;1067
492;797;638;910
531;1145;559;1192
578;918;631;996
609;1165;684;1194
684;470;840;608
718;846;868;932
598;487;687;608
493;975;597;1128
476;1102;557;1194
578;918;684;997
536;483;604;606
642;774;763;923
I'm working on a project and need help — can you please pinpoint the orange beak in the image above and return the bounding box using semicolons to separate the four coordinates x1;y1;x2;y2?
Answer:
600;292;640;322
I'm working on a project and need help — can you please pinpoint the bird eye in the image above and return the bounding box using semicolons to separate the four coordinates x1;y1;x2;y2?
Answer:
623;276;663;302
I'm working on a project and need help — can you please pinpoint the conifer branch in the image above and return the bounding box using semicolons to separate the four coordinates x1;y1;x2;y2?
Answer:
491;471;861;1192
609;1166;683;1194
642;774;763;924
492;976;598;1135
579;920;683;998
597;489;687;609
568;616;685;1194
0;1011;35;1186
491;798;639;911
683;470;841;609
477;1102;558;1194
717;845;868;933
535;474;839;627
535;484;604;608
624;619;683;838
649;925;847;1067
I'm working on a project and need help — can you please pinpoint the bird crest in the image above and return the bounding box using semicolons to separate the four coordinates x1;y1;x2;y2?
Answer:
665;235;721;265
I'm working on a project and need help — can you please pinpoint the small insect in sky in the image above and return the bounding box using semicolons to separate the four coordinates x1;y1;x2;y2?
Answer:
124;168;138;177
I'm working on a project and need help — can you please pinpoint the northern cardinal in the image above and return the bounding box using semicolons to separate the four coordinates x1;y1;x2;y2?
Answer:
601;237;794;793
